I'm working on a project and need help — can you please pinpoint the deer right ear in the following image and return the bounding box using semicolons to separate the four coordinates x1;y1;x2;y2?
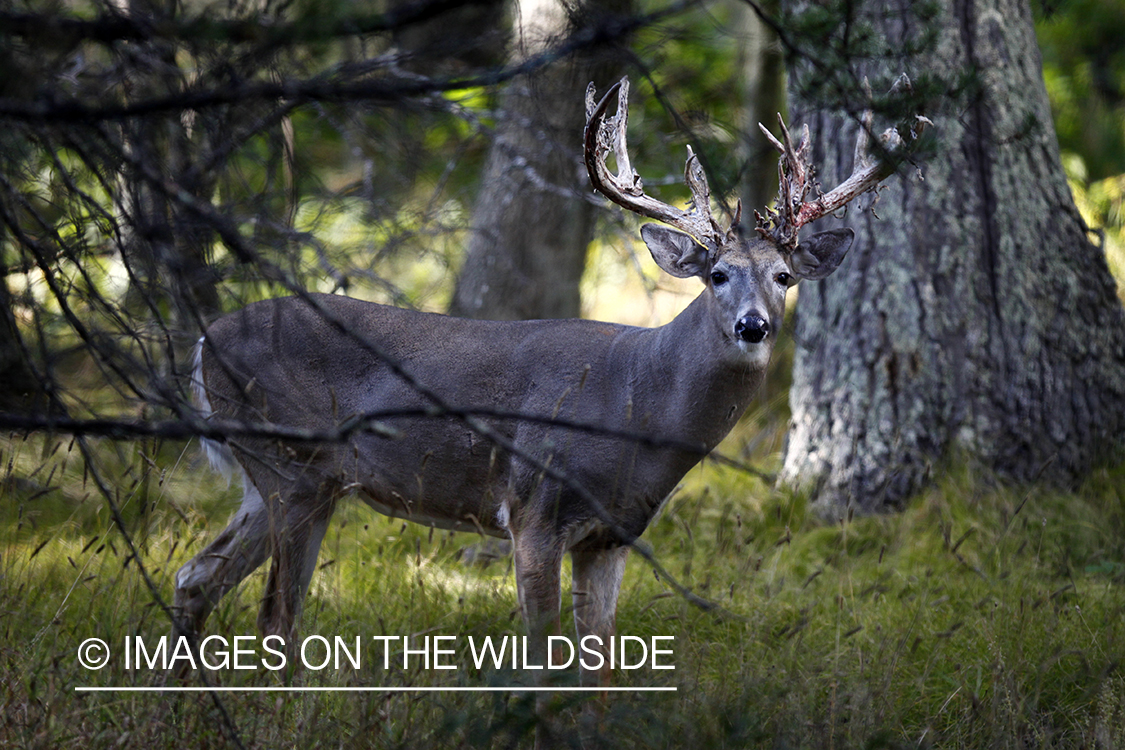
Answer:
789;228;854;281
640;224;710;279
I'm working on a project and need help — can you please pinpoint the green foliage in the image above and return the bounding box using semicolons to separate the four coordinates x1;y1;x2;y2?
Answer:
627;2;749;205
1035;0;1125;298
1061;155;1125;302
1035;0;1125;182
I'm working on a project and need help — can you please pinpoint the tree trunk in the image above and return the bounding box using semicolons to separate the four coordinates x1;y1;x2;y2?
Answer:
0;272;44;412
449;0;631;321
0;137;46;412
781;0;1125;515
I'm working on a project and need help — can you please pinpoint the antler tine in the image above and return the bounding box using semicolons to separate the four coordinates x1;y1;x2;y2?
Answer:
585;77;723;250
755;74;932;251
754;113;816;248
611;82;635;189
684;145;722;236
758;121;785;154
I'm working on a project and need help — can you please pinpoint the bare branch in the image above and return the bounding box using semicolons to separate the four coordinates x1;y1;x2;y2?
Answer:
0;2;693;124
0;0;504;48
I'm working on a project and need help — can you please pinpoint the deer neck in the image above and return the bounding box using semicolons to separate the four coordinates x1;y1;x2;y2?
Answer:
637;291;767;452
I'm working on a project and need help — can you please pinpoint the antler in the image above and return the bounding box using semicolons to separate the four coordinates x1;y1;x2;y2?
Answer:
755;74;933;250
585;77;727;252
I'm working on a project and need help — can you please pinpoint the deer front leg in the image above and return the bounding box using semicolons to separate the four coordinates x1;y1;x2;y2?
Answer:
511;525;566;749
571;545;628;687
571;544;628;741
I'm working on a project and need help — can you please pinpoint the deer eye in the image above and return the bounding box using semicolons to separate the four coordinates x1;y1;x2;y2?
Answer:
775;272;792;287
710;270;728;285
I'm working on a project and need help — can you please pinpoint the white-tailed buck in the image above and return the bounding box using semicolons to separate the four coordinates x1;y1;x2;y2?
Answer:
175;77;925;702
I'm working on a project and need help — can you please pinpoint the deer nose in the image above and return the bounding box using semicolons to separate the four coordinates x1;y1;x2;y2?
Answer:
735;315;770;344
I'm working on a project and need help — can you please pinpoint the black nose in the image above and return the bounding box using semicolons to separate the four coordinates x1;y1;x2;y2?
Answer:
735;315;770;344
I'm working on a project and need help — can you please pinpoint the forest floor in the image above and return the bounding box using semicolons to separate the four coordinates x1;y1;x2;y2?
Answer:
2;412;1124;749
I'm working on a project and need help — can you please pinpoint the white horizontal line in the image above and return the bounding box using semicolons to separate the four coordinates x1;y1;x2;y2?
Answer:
75;686;676;693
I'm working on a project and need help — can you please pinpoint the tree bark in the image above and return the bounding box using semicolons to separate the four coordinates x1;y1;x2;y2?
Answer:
449;0;631;321
781;0;1125;515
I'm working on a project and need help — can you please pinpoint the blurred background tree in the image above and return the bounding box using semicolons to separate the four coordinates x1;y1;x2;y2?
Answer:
449;0;633;320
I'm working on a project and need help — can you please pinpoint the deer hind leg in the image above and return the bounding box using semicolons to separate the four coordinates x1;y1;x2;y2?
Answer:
256;485;336;643
173;472;272;642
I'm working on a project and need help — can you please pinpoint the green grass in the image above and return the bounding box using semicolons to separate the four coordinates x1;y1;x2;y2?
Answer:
2;431;1124;749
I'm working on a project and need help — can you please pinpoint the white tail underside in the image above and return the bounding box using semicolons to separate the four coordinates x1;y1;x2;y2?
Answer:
191;337;239;484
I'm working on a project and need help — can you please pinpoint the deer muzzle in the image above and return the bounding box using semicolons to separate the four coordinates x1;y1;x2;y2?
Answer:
735;315;770;344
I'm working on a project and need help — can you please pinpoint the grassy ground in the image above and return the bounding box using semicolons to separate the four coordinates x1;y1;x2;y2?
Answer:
2;424;1124;749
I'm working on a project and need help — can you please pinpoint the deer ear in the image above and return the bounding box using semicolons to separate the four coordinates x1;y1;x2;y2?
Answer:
789;228;854;281
640;224;710;279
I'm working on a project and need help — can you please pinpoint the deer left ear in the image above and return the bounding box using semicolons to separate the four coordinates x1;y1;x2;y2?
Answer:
640;223;711;279
789;228;854;281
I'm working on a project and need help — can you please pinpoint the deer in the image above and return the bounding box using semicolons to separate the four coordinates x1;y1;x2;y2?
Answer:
174;75;925;728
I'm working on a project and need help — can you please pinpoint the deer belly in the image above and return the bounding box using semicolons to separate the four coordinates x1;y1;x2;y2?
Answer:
346;426;508;537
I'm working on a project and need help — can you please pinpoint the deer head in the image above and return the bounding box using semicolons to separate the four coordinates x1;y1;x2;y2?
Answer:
584;77;930;364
